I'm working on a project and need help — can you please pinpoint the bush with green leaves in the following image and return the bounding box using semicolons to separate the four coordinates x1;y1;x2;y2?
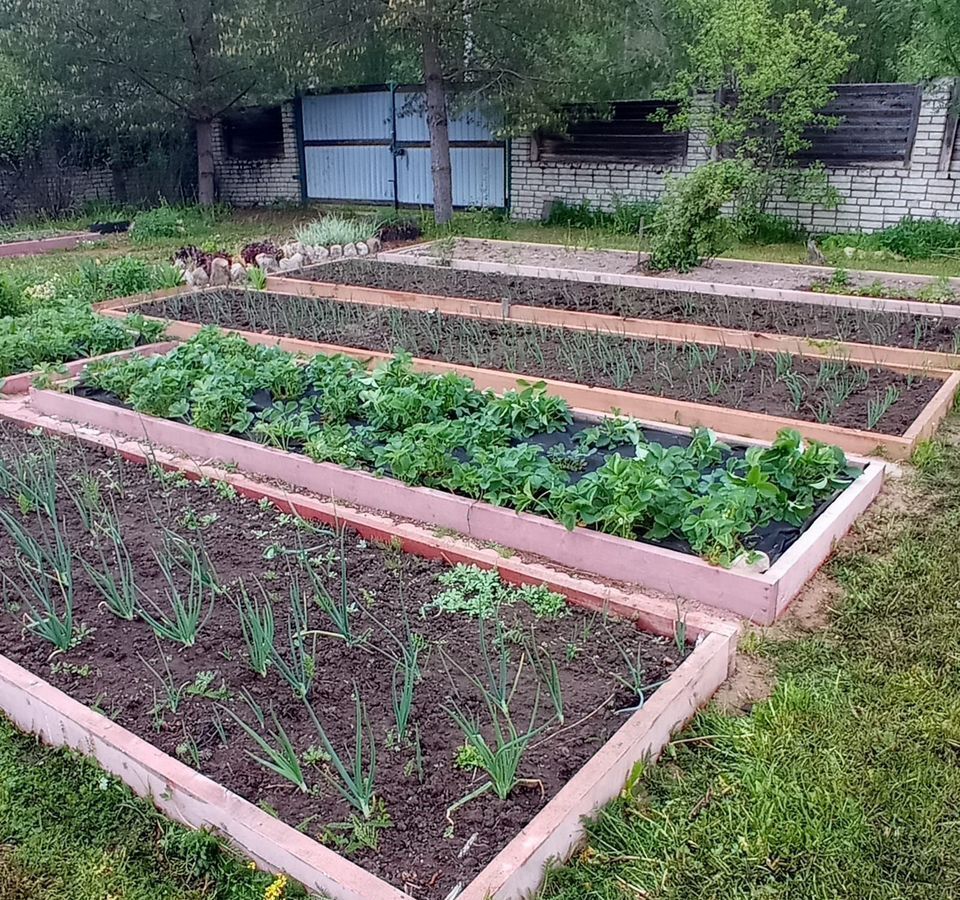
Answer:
648;160;755;272
0;302;166;378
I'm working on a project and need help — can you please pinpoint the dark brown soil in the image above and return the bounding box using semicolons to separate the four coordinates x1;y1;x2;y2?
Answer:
292;259;960;353
139;290;943;435
0;423;682;898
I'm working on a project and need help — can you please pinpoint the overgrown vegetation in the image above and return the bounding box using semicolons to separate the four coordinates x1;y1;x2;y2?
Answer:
544;199;659;235
823;217;960;261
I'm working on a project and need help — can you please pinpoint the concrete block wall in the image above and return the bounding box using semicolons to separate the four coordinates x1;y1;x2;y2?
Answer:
510;82;960;233
212;102;302;206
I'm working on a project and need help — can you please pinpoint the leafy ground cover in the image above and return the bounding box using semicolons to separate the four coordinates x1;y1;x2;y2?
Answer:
141;287;943;434
0;301;165;378
538;424;960;899
75;328;857;566
0;423;681;896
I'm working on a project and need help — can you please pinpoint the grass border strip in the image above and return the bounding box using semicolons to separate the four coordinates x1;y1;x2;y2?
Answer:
93;308;959;459
378;240;960;320
23;375;884;624
263;272;960;372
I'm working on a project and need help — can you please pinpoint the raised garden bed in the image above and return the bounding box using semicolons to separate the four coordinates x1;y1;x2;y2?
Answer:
25;330;886;622
382;237;960;301
0;231;102;258
0;418;734;899
129;288;945;438
0;294;176;391
285;259;960;354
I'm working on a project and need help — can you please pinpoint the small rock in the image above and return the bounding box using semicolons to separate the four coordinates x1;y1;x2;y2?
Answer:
209;256;230;286
229;262;248;283
313;245;329;261
366;236;381;254
843;246;856;258
279;253;304;272
356;241;369;257
255;253;279;274
191;266;209;287
328;244;342;259
343;242;357;258
280;241;298;259
183;267;195;286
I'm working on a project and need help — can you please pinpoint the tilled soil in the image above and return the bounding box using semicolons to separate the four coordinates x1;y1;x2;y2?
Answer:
387;238;960;297
139;290;943;435
0;423;682;898
291;258;960;353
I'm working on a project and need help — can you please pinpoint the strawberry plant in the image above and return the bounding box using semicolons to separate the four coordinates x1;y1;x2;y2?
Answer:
79;331;858;567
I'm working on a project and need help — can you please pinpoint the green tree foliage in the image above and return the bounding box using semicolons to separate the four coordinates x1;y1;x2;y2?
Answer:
0;1;306;204
648;0;856;271
881;0;960;78
0;57;47;164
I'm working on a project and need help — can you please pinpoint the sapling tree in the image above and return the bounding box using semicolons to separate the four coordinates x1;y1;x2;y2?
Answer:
648;0;857;270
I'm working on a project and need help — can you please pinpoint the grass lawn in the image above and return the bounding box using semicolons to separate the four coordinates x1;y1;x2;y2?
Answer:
539;427;960;899
0;719;308;900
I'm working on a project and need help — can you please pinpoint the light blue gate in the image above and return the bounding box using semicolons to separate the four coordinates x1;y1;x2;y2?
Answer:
299;86;506;208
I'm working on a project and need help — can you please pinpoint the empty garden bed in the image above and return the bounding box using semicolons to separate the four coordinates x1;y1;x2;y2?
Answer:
0;420;706;899
283;259;960;353
133;289;943;436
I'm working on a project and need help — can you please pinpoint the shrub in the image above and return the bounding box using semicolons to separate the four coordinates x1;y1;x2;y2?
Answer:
102;258;154;296
294;215;375;247
131;205;187;242
822;217;960;261
647;160;754;272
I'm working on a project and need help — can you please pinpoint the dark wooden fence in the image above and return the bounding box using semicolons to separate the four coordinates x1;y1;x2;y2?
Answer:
536;100;687;164
792;83;921;165
536;84;922;167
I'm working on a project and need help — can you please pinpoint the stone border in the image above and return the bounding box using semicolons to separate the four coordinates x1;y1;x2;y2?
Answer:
25;365;884;624
0;395;737;900
379;239;960;319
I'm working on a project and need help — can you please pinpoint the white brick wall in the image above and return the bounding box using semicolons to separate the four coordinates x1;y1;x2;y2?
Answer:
510;83;960;233
212;102;302;206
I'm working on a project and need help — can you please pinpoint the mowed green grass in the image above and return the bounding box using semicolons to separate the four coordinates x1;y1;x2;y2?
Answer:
0;718;308;899
539;431;960;899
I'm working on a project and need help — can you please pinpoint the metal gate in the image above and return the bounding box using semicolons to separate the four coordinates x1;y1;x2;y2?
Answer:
299;86;506;208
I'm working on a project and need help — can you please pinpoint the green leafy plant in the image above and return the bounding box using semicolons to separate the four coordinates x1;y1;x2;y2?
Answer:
295;215;376;247
304;687;379;819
